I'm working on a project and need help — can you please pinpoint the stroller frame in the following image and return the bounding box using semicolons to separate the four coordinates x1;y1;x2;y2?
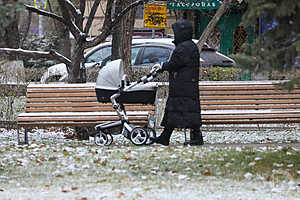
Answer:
94;67;159;146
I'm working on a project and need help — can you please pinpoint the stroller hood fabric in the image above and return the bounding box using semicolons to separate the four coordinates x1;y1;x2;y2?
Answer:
96;59;157;91
95;59;157;104
96;59;124;90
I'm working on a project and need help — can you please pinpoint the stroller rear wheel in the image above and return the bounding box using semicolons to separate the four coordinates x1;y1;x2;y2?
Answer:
130;127;148;145
94;132;113;146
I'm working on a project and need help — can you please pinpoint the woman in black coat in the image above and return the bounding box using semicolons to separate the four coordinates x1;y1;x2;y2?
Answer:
152;19;203;146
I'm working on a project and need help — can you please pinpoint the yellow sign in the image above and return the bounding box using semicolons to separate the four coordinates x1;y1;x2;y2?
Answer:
33;0;47;9
144;4;167;29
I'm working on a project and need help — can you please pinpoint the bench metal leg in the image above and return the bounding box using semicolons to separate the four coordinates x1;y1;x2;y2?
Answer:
24;128;28;145
17;127;20;144
183;128;188;145
17;128;29;145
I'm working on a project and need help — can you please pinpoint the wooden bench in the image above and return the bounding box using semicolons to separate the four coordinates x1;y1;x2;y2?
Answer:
17;83;156;144
18;81;300;144
199;81;300;127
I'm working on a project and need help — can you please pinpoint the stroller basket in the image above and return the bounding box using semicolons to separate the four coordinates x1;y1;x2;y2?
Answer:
101;124;122;135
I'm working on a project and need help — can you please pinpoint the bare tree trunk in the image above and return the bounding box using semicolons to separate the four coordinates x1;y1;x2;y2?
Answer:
121;0;136;80
49;0;71;58
112;0;123;60
1;12;20;60
57;23;71;59
69;43;85;83
196;0;232;52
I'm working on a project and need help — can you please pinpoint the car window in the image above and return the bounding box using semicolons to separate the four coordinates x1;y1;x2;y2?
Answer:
141;47;171;64
100;47;142;67
85;46;112;63
131;47;141;64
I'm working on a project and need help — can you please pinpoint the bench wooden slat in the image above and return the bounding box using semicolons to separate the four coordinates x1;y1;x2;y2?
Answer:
200;99;300;105
200;94;300;100
202;119;300;125
200;85;281;90
201;104;300;110
27;97;98;102
25;102;155;108
27;83;96;88
25;107;154;112
202;113;300;120
27;93;97;98
18;121;148;127
200;89;300;95
18;111;151;117
27;88;95;93
18;115;148;122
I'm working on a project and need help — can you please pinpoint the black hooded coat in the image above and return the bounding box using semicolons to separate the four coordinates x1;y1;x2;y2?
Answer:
160;19;202;128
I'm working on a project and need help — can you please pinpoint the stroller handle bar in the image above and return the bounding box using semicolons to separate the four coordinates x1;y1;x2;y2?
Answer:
110;66;160;110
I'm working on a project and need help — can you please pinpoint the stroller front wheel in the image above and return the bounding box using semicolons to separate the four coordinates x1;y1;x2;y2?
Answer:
130;127;149;145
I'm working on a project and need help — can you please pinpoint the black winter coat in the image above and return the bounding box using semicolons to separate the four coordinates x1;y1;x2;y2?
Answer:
160;19;201;128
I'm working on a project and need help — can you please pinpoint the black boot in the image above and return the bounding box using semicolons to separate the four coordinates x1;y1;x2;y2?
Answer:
189;128;204;146
150;127;173;146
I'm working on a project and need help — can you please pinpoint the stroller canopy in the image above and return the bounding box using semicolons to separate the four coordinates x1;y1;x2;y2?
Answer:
96;59;157;91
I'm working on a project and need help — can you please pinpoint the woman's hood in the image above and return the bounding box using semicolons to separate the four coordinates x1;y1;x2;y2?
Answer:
172;19;193;45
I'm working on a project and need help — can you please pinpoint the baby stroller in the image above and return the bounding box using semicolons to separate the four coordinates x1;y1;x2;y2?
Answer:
94;59;159;146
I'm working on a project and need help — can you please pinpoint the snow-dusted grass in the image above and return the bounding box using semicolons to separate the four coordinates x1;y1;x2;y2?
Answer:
0;128;300;200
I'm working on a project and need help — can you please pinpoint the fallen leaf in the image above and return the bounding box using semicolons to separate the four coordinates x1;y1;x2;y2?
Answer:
44;185;50;190
126;150;131;154
81;197;87;200
72;187;78;191
203;169;211;176
63;150;69;156
61;189;69;193
96;179;107;183
118;192;125;198
0;188;4;192
48;157;57;161
101;159;107;166
39;156;46;161
121;156;130;161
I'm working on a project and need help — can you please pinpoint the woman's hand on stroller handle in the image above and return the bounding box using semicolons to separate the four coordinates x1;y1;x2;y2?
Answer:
151;62;163;73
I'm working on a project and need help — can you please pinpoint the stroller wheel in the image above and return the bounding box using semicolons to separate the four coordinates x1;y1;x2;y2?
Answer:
94;132;110;146
143;127;156;145
130;127;149;146
106;133;113;146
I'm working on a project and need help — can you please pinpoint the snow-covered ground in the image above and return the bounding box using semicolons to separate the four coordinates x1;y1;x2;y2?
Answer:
0;128;300;200
2;126;300;145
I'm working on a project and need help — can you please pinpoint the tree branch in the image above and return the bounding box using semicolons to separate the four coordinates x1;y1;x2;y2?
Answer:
85;0;143;48
64;0;81;18
80;0;86;17
25;4;65;24
20;10;32;48
0;48;71;65
111;0;143;28
57;0;83;41
84;0;101;34
196;0;232;52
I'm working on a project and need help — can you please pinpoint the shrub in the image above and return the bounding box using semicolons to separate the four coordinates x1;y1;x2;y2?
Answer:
25;67;48;82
